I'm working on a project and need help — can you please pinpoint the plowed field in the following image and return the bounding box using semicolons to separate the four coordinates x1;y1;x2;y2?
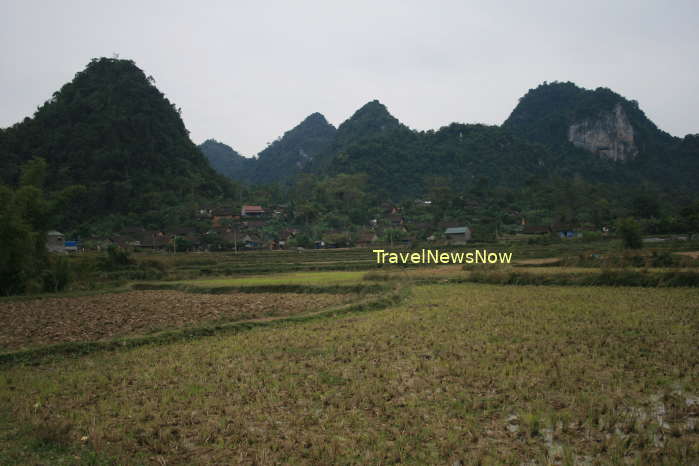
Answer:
0;291;352;351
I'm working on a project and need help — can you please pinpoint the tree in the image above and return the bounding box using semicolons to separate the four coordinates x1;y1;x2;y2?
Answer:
0;186;36;295
617;217;643;249
0;158;84;294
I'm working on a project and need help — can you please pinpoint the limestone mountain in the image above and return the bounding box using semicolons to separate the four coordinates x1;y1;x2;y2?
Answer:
252;112;337;184
334;100;403;148
502;81;675;162
0;57;236;226
203;84;696;197
199;112;336;185
502;81;697;189
303;100;406;174
199;139;253;181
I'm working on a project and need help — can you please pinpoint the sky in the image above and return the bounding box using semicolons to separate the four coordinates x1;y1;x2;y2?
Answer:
1;0;698;156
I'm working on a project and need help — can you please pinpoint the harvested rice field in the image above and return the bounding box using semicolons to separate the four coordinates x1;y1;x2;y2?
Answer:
0;291;355;351
1;281;697;464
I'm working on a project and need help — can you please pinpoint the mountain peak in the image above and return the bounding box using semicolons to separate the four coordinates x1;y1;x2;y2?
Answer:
353;99;393;118
335;100;402;147
0;56;234;223
503;81;673;161
301;112;330;126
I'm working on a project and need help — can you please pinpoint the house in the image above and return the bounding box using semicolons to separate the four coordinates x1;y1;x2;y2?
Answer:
551;224;577;239
241;234;261;249
522;225;550;235
64;240;80;253
355;230;379;248
386;213;404;226
444;226;471;245
132;231;170;250
243;220;267;229
47;230;65;253
381;202;398;215
196;208;213;218
241;205;265;217
212;208;238;228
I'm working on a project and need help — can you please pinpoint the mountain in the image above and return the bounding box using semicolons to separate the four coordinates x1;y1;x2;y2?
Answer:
503;82;676;160
199;112;336;185
333;100;403;148
322;97;637;198
503;81;697;189
201;84;697;199
199;139;253;180
252;112;336;184
0;57;236;227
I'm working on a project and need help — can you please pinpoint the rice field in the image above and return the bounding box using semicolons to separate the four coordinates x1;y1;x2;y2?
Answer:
1;277;697;464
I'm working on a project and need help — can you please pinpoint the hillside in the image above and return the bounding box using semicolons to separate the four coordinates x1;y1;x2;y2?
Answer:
0;58;236;228
502;81;676;156
204;87;698;197
199;139;253;181
502;81;698;190
199;113;336;185
251;112;337;184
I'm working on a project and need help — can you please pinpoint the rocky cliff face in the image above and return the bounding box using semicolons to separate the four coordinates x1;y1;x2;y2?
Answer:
567;103;638;161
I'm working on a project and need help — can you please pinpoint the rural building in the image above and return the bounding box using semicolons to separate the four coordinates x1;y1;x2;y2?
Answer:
241;234;260;249
64;241;80;253
386;214;404;226
46;230;65;253
241;205;265;217
552;224;578;239
522;225;550;235
444;226;471;245
212;207;238;228
355;231;379;247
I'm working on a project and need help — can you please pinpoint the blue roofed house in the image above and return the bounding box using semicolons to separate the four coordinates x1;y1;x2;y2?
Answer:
444;226;471;245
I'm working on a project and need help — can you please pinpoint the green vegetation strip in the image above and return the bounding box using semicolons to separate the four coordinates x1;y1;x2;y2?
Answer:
465;269;699;287
0;287;406;367
130;282;385;295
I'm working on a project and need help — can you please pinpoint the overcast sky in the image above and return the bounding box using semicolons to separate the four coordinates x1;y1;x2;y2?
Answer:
1;0;698;156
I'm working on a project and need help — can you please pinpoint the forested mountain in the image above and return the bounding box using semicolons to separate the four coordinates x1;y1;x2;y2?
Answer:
503;81;699;190
332;100;403;148
3;57;697;236
0;58;236;228
199;113;336;185
203;82;697;198
250;112;336;184
199;139;252;180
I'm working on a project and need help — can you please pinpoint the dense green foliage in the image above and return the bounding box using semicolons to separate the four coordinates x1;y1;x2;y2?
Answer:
503;81;698;190
196;83;697;240
0;158;82;294
253;112;336;184
198;139;253;181
617;217;643;249
2;59;697;250
0;58;238;230
202;85;698;206
199;113;336;185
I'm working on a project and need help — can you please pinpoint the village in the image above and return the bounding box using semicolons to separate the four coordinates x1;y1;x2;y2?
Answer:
44;201;606;255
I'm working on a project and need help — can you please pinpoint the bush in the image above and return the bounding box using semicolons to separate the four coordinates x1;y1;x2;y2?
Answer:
104;245;132;268
581;231;602;242
617;217;643;249
42;255;72;292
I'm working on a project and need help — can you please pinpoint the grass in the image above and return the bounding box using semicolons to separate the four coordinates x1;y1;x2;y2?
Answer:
467;268;699;287
166;270;369;287
1;283;697;464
